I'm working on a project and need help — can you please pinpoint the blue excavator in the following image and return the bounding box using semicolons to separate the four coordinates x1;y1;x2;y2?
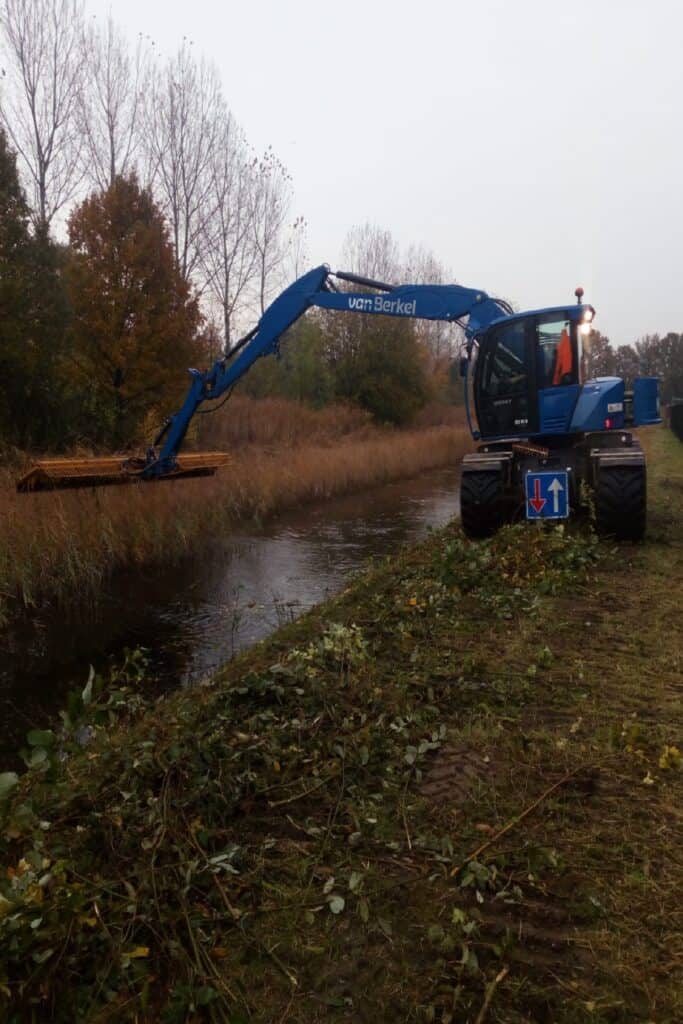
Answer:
19;264;661;539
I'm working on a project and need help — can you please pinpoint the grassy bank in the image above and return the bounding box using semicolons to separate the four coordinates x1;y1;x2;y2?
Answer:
0;425;680;1022
0;399;471;626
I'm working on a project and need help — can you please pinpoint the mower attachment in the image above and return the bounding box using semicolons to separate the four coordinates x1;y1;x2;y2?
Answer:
16;452;230;492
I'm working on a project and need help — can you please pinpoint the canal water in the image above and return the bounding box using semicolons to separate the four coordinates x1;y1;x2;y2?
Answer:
0;464;461;766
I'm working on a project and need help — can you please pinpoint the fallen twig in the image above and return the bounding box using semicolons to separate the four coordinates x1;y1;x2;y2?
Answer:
257;940;299;988
268;774;333;807
450;760;605;878
474;965;510;1024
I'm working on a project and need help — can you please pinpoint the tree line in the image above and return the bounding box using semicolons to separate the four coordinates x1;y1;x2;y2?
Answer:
0;2;461;450
0;0;303;448
0;121;455;450
0;128;205;448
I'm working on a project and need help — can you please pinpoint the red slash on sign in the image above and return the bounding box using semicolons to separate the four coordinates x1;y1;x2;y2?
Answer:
529;477;546;513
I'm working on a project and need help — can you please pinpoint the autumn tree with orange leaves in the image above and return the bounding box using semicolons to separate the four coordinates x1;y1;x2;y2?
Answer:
65;175;205;447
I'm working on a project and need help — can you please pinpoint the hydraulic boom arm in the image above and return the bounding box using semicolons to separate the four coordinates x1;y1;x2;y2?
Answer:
145;264;508;478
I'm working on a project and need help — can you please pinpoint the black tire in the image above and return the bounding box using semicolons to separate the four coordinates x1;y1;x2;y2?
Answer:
594;465;646;541
460;469;505;538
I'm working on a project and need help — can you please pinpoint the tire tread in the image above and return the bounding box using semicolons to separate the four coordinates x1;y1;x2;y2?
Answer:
461;470;505;538
594;465;646;540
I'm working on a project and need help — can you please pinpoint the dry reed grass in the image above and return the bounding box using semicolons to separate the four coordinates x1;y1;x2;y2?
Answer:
197;396;374;448
0;400;471;624
411;401;469;429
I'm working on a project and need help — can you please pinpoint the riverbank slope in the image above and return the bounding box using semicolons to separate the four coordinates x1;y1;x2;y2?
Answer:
0;425;680;1022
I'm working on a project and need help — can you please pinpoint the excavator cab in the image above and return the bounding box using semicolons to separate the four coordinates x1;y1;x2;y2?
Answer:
473;308;583;439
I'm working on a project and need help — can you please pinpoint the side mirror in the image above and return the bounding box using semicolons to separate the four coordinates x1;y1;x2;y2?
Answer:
459;356;468;378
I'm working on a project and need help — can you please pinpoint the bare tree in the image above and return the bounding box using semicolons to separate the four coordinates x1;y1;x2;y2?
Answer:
0;0;85;229
326;223;429;421
335;227;462;404
285;214;308;282
324;224;403;368
143;44;224;283
403;242;449;286
340;222;400;281
250;147;291;314
199;113;257;347
77;16;149;191
404;242;462;364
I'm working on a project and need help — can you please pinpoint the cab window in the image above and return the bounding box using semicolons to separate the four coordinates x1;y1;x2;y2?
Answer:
480;320;528;396
536;317;577;388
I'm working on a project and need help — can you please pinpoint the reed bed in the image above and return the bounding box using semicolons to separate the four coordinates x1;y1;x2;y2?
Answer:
197;396;374;448
0;402;471;625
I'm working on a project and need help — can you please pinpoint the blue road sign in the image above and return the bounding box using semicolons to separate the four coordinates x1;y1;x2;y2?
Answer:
525;470;569;520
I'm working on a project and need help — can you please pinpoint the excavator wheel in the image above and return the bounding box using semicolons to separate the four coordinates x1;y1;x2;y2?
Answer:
460;468;506;538
594;464;646;541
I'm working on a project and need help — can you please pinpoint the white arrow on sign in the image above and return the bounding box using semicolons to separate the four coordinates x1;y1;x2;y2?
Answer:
548;477;564;515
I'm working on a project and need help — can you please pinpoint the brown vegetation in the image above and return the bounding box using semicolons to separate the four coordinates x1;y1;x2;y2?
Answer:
196;396;465;448
0;399;471;625
196;396;374;448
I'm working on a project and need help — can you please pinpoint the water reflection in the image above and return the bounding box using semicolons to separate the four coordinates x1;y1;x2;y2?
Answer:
0;465;460;763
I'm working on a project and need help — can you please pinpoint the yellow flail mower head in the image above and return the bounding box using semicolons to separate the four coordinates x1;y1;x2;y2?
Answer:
16;452;231;492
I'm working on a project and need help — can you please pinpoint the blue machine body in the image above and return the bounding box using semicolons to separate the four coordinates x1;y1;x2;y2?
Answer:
633;377;661;425
569;378;625;432
144;265;661;478
537;376;660;436
538;385;582;434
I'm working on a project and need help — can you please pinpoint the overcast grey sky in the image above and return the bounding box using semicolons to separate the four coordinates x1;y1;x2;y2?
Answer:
89;0;683;344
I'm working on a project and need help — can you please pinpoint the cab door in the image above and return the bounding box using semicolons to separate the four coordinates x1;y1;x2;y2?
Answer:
535;315;581;433
475;316;537;437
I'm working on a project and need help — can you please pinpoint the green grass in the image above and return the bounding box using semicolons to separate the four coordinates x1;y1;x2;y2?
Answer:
0;425;681;1023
